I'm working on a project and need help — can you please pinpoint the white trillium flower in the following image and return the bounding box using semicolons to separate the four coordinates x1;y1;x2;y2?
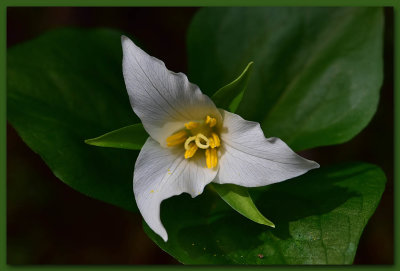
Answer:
121;36;319;242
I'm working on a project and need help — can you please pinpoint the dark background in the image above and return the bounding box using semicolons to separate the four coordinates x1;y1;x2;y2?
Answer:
7;7;393;264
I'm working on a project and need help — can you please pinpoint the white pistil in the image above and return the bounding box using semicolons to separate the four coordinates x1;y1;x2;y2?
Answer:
195;134;210;149
170;115;219;167
184;136;197;150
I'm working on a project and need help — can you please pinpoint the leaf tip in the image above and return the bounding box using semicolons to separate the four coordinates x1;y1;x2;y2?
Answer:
246;61;254;71
84;138;96;146
261;219;275;228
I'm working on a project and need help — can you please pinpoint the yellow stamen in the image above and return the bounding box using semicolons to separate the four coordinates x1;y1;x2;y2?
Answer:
195;133;210;149
168;119;221;164
205;149;212;168
205;115;217;128
185;121;199;130
184;142;198;159
166;130;187;146
205;148;218;168
209;137;216;148
211;148;218;168
211;133;221;147
184;136;197;150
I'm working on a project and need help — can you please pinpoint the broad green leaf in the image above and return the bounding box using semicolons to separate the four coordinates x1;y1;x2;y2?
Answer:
211;183;275;228
144;162;386;264
188;7;383;151
85;123;147;150
7;28;140;213
211;62;253;112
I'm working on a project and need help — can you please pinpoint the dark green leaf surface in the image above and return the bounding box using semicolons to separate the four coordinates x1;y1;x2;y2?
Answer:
188;7;383;151
7;28;140;212
211;62;253;112
85;123;147;150
144;163;386;264
211;183;275;228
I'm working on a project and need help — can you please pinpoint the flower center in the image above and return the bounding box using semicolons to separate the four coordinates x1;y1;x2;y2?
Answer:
166;115;221;169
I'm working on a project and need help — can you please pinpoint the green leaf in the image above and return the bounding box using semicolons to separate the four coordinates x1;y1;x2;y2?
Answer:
144;162;386;264
211;62;271;230
85;123;147;150
188;7;383;151
7;28;140;213
211;183;275;228
211;62;253;112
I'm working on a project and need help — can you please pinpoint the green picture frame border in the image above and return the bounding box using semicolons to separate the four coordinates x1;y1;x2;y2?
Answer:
1;0;398;270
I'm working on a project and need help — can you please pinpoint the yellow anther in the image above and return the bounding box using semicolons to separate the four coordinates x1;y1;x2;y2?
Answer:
205;115;217;128
185;121;199;130
205;148;218;168
211;133;221;147
184;136;196;150
166;130;187;146
205;149;211;168
209;137;216;148
184;142;198;159
211;148;218;168
195;133;210;149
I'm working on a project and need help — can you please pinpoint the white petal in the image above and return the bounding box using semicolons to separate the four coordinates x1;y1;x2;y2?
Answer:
133;138;218;241
215;110;319;187
122;36;221;147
